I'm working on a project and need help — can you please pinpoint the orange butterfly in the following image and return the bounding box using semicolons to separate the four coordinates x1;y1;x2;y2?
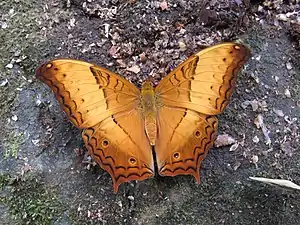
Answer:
36;42;250;193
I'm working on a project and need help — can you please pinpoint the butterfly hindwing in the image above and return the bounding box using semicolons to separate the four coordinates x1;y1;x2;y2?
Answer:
82;108;154;193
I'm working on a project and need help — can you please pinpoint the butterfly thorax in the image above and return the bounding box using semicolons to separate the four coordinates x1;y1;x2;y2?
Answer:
140;80;157;146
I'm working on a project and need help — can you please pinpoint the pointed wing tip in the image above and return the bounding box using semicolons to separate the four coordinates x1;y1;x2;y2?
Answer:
35;63;45;79
234;43;251;60
36;61;55;81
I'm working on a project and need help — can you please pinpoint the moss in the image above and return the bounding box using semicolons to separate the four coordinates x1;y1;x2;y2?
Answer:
0;174;14;190
0;173;65;225
3;131;23;159
0;0;45;121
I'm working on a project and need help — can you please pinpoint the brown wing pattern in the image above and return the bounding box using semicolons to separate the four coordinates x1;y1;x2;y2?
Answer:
36;43;250;192
154;43;250;182
36;59;154;192
155;106;218;182
36;59;140;128
156;43;250;115
82;108;154;193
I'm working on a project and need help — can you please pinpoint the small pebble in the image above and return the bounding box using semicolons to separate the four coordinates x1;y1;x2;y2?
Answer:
128;196;134;201
252;136;259;143
5;63;13;69
284;89;291;98
286;62;292;70
273;109;284;117
11;115;18;121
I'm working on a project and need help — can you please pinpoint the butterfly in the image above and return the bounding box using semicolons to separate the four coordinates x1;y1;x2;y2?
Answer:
36;42;250;193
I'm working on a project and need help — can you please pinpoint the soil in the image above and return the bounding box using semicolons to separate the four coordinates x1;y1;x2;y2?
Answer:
0;0;299;224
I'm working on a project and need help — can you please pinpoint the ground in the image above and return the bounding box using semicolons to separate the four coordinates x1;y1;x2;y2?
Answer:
0;0;300;224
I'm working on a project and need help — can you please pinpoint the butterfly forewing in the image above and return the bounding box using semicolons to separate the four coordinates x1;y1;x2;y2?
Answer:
36;59;140;128
155;43;251;115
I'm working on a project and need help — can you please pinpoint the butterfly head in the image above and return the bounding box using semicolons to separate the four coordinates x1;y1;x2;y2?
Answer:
141;80;154;93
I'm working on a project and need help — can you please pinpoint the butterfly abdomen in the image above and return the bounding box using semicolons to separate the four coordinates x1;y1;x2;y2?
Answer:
141;80;158;145
145;116;157;146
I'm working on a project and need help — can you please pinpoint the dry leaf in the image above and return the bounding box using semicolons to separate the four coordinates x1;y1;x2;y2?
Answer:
214;134;236;148
178;41;186;51
139;52;147;63
250;177;300;190
160;1;168;10
116;59;127;68
126;65;140;74
254;114;271;145
108;45;120;58
273;108;284;117
233;161;241;170
229;143;239;152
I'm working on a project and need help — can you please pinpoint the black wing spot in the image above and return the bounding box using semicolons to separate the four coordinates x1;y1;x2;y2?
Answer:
102;139;109;148
129;157;137;165
229;51;233;54
195;130;201;138
222;58;226;62
81;98;85;103
173;152;180;159
62;73;67;77
210;85;213;89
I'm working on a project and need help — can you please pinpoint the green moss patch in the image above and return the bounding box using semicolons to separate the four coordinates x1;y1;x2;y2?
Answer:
0;174;65;225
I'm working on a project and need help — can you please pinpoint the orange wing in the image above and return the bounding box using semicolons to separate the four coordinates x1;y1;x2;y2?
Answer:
155;107;217;181
36;59;140;128
82;108;154;193
155;43;250;181
36;59;154;192
155;43;250;115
